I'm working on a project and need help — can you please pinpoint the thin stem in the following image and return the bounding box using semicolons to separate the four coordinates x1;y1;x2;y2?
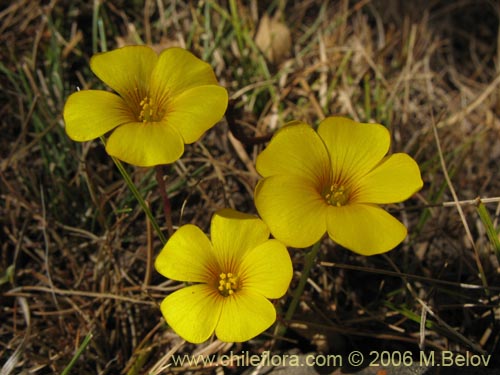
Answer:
155;166;174;237
91;0;99;54
143;201;153;287
61;331;93;375
103;144;167;245
275;240;322;338
285;241;322;321
430;113;489;292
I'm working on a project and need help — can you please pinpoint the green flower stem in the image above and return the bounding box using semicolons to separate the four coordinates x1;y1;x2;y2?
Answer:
91;0;99;53
101;139;167;245
276;240;322;338
285;240;321;321
155;166;174;237
112;156;167;245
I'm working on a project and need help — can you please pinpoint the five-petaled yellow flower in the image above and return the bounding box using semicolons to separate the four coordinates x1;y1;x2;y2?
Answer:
155;209;293;343
254;117;423;255
63;45;228;166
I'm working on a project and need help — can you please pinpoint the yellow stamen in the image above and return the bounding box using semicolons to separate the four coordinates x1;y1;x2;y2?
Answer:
323;184;349;207
217;272;239;297
138;96;160;122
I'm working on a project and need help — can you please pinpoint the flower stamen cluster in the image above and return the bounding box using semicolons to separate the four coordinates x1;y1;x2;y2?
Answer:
323;183;350;207
217;272;239;296
139;96;158;122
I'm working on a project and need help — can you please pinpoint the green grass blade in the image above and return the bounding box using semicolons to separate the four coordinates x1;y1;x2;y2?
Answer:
476;201;500;263
61;331;93;375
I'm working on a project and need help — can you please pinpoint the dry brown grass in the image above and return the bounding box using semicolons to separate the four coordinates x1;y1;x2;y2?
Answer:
1;0;500;374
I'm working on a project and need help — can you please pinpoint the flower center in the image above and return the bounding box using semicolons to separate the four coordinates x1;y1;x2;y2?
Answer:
323;183;350;207
217;272;239;297
138;96;161;122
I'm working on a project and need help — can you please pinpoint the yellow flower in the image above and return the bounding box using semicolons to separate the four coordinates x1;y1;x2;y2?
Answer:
154;209;293;343
63;46;228;166
254;117;423;255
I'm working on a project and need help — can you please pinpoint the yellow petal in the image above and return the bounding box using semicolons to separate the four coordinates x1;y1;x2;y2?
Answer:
354;153;423;204
254;175;328;248
105;121;184;166
239;240;292;299
326;204;407;255
210;209;270;271
63;90;134;141
166;85;228;144
160;284;222;344
215;289;276;342
317;117;390;184
149;47;219;106
155;224;217;283
256;122;330;184
90;45;157;104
